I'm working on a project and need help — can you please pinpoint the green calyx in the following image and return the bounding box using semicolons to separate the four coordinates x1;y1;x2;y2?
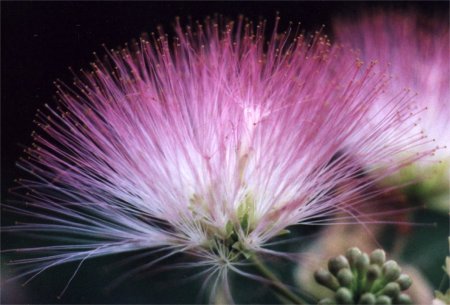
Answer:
222;194;258;259
222;218;252;259
190;191;292;262
314;248;413;305
194;192;265;261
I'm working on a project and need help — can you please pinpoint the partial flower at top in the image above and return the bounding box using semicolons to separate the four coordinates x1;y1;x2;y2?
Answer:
4;16;433;299
333;10;450;163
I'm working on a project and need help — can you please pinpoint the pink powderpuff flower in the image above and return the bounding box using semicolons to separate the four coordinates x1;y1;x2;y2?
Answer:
333;10;450;163
4;17;433;298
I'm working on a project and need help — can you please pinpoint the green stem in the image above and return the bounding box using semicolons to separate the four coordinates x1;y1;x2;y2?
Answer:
250;255;307;304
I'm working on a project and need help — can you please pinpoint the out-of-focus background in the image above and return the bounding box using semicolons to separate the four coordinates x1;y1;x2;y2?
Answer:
2;1;448;303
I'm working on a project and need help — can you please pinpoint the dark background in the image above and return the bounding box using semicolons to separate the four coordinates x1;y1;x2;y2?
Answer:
2;1;449;304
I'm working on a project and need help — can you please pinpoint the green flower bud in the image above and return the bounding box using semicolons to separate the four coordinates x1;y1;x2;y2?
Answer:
318;298;336;305
314;248;413;305
375;295;391;305
381;282;400;298
382;260;401;282
355;253;370;273
396;293;413;304
369;249;386;266
359;292;376;305
329;255;350;276
396;274;412;290
365;264;381;292
346;247;362;268
366;264;381;282
336;287;353;304
337;268;353;288
315;268;340;291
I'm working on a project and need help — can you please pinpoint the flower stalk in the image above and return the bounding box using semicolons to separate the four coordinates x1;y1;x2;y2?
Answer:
250;254;307;304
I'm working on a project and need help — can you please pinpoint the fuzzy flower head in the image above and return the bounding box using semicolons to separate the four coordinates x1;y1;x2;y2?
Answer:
7;17;431;291
333;10;450;163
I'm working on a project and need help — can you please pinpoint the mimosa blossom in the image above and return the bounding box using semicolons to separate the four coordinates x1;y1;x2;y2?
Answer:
5;17;432;295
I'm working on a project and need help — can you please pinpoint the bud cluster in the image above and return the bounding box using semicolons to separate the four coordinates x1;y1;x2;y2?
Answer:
314;248;413;304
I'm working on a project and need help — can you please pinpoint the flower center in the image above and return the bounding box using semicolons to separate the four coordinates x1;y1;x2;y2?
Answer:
188;192;257;261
